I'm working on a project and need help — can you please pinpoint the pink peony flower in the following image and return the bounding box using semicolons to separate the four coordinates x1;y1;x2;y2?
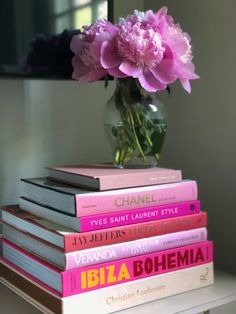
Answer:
70;19;119;82
101;8;199;93
158;7;199;92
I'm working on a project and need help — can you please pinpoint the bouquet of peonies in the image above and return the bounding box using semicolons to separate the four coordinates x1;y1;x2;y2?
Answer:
70;7;198;93
70;7;199;168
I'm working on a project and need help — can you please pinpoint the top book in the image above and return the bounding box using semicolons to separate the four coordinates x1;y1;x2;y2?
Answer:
47;164;182;191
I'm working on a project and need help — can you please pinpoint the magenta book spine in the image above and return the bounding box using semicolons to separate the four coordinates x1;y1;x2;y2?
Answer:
65;227;207;269
79;200;200;231
61;241;213;296
75;180;198;217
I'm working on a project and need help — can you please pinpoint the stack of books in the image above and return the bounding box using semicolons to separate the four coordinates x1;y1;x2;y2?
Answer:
0;164;214;313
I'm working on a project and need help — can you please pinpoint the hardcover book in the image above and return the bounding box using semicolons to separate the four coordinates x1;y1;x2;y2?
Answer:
47;163;182;191
18;197;201;232
21;177;198;216
1;205;208;252
1;238;213;297
2;223;207;269
0;259;214;314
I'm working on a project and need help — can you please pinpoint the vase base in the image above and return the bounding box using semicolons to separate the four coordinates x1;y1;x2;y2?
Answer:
114;157;158;169
116;165;157;169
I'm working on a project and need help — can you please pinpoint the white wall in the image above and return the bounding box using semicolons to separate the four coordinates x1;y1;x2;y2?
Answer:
0;0;143;205
0;80;113;204
114;0;144;17
144;0;236;274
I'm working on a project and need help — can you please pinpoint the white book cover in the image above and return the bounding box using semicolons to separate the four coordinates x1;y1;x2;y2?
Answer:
62;262;214;313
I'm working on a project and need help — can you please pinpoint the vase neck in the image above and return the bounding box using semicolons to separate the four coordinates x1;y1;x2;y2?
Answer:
116;77;140;91
115;77;144;104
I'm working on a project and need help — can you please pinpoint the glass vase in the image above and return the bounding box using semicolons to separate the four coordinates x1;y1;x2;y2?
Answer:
104;77;168;168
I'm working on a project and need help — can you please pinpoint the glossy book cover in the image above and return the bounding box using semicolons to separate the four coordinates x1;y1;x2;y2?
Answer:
47;163;182;190
21;178;198;216
2;239;213;297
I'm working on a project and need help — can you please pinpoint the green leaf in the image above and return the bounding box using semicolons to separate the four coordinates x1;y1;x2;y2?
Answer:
150;129;166;155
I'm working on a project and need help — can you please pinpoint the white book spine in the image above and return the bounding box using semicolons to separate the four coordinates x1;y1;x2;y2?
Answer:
62;262;214;314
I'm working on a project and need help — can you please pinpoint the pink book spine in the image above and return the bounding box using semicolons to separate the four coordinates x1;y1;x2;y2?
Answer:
61;241;213;296
79;200;200;232
75;180;198;217
65;227;207;269
99;168;182;190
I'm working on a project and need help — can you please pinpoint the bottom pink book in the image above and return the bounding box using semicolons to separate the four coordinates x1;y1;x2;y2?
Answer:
0;259;214;314
1;238;213;297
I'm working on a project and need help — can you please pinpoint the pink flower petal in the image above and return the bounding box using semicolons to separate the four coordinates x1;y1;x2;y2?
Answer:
101;41;123;69
138;69;166;92
71;55;90;79
163;44;174;59
70;35;83;54
119;61;142;77
77;68;107;82
180;78;191;93
106;23;120;36
72;55;106;82
150;60;177;84
89;37;105;60
155;6;168;20
108;67;127;78
178;62;200;80
171;40;190;57
144;10;157;24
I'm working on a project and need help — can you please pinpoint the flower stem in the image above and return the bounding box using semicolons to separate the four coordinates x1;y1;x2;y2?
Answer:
132;106;160;162
126;105;146;161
